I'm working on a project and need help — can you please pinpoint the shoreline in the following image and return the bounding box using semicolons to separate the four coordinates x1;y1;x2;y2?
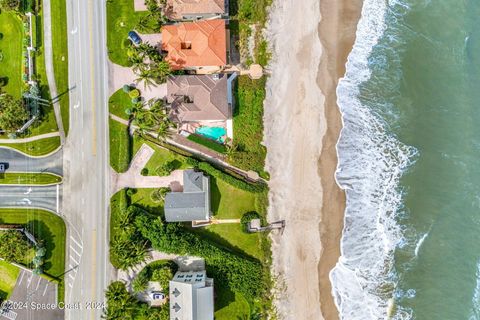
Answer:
263;0;363;319
317;0;363;319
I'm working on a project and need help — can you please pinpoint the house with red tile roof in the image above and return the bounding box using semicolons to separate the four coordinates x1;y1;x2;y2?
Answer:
164;0;227;21
161;19;228;71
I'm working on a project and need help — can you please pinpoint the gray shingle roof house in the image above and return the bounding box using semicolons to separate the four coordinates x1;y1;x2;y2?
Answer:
165;170;211;222
169;270;214;320
167;74;236;123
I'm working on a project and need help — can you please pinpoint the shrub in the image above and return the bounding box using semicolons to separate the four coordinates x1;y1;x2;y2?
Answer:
132;271;149;293
197;162;266;193
187;134;227;154
135;214;265;300
126;188;137;197
151;267;173;291
129;89;140;98
185;157;199;167
0;230;31;263
150;187;170;203
140;168;149;176
240;211;261;233
122;84;131;93
131;97;140;104
155;160;176;176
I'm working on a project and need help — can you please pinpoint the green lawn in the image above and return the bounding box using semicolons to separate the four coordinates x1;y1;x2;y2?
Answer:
215;290;250;320
0;208;66;301
109;88;132;121
107;0;149;66
133;135;191;176
187;134;227;154
230;76;267;176
0;261;20;300
109;189;129;248
0;136;61;156
109;118;132;173
51;0;70;135
0;12;24;98
130;188;164;216
0;172;62;185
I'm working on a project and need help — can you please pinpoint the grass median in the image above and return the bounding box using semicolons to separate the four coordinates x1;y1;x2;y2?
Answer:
0;136;61;156
0;172;62;185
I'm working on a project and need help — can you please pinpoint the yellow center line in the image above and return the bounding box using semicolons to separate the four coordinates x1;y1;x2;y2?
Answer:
88;0;97;156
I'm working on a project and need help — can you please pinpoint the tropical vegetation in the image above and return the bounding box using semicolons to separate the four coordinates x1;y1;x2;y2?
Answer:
0;94;29;133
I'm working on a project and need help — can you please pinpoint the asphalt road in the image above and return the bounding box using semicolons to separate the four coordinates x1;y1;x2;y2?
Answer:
63;0;110;319
0;185;61;213
0;148;63;176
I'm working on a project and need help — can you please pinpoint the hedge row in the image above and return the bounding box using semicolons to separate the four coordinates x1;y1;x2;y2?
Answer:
187;134;227;154
197;161;266;193
135;213;264;300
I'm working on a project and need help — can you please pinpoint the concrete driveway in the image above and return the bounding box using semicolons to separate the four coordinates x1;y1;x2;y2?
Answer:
1;269;63;320
0;148;63;176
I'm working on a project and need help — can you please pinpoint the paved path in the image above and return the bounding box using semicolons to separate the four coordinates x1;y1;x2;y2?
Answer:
42;0;66;144
0;132;60;144
0;147;63;175
111;144;184;194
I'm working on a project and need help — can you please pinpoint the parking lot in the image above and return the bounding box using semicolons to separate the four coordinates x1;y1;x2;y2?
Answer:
0;269;64;320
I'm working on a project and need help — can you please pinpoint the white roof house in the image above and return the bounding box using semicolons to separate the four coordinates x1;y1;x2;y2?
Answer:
169;270;214;320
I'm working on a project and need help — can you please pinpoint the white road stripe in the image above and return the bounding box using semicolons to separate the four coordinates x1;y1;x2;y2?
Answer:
69;283;73;288
70;236;83;248
71;256;79;265
69;273;75;280
26;274;33;288
43;283;49;296
17;271;25;285
35;277;41;291
70;245;81;256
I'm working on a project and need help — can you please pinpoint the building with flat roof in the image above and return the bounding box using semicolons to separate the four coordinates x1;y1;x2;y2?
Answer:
169;270;214;320
164;170;211;223
161;19;227;70
164;0;227;21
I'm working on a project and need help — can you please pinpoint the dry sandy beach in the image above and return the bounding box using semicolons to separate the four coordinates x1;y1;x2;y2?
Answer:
264;0;362;319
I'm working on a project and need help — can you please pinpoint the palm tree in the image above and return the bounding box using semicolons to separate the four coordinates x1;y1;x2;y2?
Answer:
134;69;156;90
155;122;171;141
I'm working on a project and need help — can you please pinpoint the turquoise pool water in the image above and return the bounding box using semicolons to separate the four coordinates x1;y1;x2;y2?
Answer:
195;126;226;142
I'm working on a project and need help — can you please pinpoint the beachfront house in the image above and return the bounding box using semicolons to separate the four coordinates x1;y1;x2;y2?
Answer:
161;19;228;71
164;0;228;21
166;73;236;140
169;270;214;320
164;170;211;225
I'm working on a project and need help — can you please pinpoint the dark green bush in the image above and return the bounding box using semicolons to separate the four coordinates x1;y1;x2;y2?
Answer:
140;168;148;176
135;214;265;300
240;211;261;233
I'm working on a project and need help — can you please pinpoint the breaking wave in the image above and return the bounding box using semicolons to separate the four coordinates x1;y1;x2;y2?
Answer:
330;0;417;319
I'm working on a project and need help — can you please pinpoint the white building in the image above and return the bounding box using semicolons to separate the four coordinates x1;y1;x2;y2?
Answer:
169;270;214;320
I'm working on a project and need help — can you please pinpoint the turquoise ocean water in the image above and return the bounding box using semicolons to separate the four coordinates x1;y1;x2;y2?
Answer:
331;0;480;319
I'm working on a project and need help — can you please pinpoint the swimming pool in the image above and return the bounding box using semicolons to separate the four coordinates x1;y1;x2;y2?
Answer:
195;126;226;142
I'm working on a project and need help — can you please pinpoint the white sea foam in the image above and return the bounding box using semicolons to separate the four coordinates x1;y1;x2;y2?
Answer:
469;259;480;319
414;233;429;257
330;0;417;319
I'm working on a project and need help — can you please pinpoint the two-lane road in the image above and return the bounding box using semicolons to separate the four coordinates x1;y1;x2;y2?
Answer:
63;0;110;318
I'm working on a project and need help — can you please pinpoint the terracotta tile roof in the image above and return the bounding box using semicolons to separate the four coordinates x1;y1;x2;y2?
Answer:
166;74;229;122
165;0;225;20
161;19;227;69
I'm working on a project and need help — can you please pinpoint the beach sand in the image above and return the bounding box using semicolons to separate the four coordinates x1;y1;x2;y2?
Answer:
264;0;362;319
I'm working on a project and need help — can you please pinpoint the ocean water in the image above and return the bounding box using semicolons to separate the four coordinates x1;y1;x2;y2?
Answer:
331;0;480;319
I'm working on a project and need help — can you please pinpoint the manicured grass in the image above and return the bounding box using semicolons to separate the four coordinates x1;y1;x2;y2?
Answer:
51;0;70;135
0;208;66;301
130;188;165;216
230;76;267;176
0;172;62;185
109;189;129;249
109;118;132;173
0;136;61;156
133;135;191;176
194;177;264;260
0;12;24;98
109;88;132;121
215;290;250;320
107;0;149;66
187;134;227;154
0;261;20;300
